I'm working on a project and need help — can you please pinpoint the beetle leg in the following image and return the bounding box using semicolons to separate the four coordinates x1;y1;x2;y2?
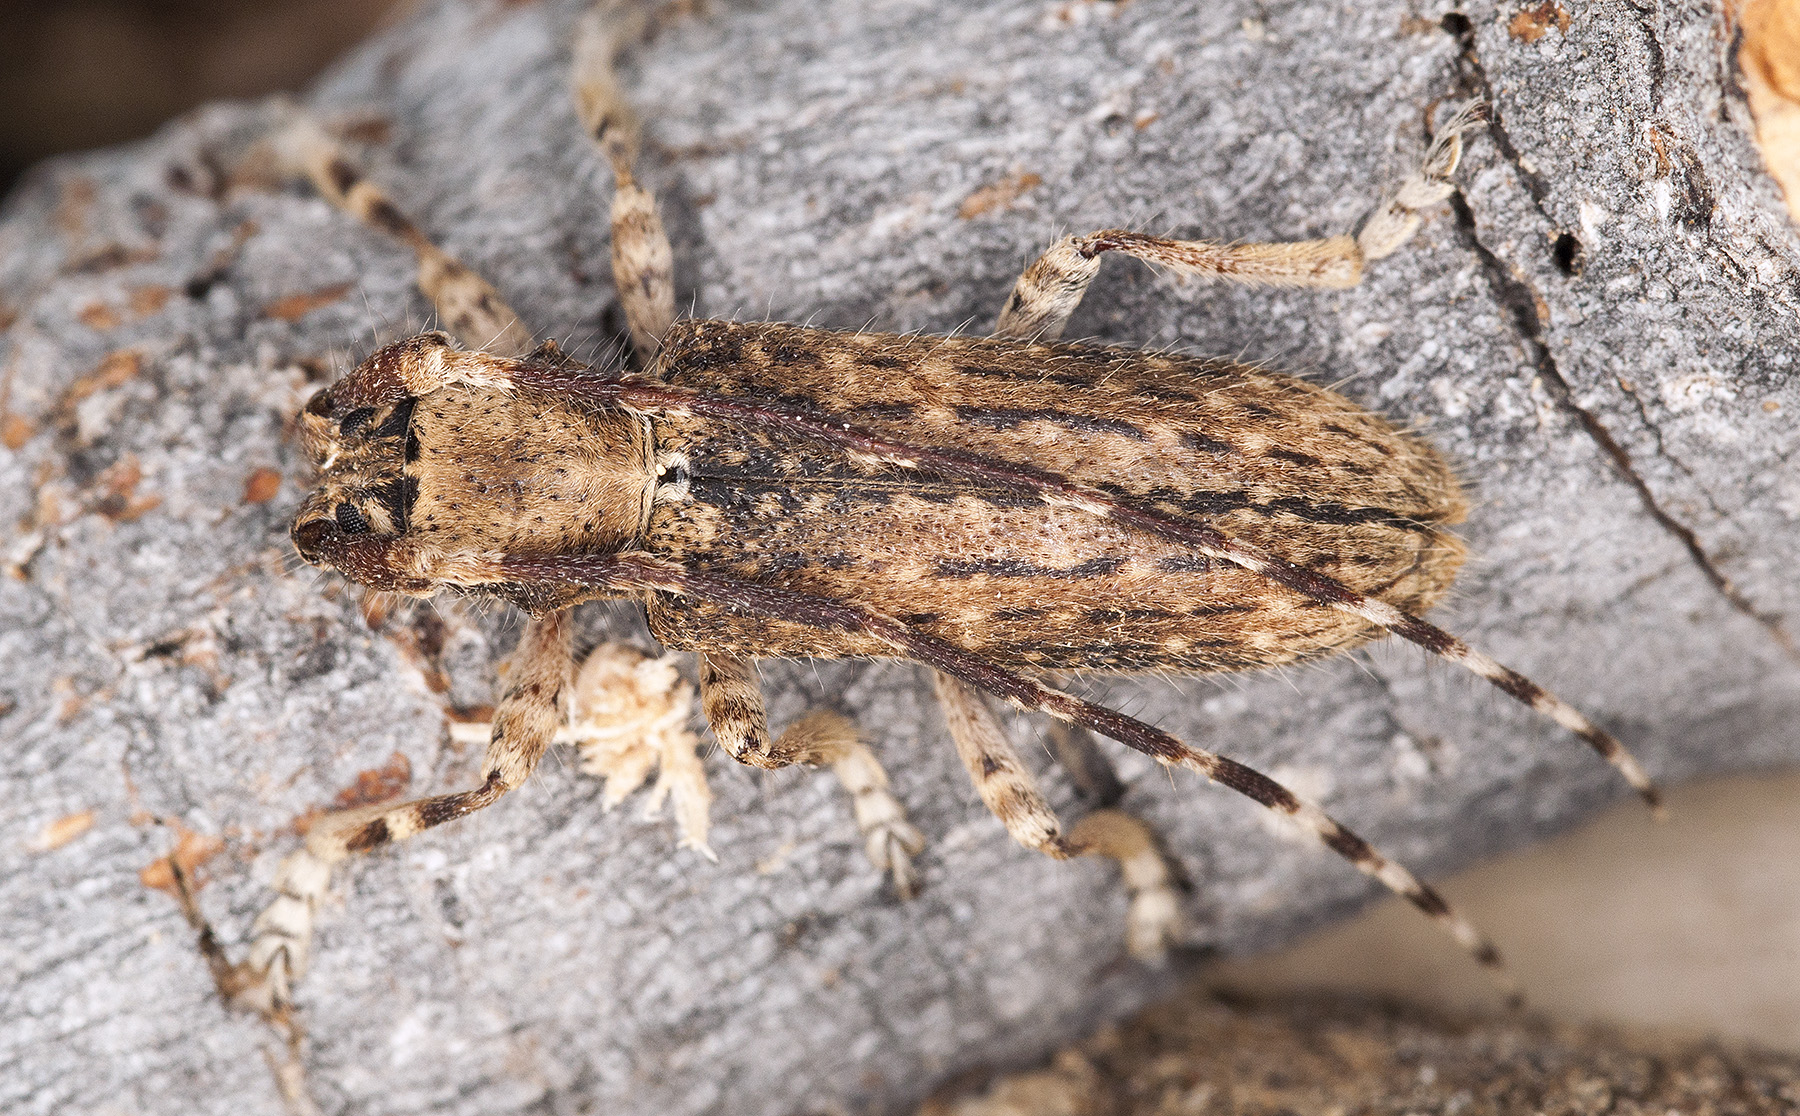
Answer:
936;673;1178;957
573;0;675;362
233;612;573;1017
696;652;776;764
994;102;1484;341
933;671;1074;860
1042;719;1186;960
538;551;1515;990
263;107;536;358
699;653;924;895
1043;721;1126;807
774;710;926;900
263;0;682;369
1067;809;1184;961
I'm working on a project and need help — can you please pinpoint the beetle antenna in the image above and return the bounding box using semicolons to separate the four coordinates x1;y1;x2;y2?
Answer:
504;549;1519;996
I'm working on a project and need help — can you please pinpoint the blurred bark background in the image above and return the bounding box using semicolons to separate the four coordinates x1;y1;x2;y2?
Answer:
0;0;406;193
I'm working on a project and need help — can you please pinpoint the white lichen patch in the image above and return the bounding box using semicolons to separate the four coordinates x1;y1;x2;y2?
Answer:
1658;369;1735;415
567;644;715;860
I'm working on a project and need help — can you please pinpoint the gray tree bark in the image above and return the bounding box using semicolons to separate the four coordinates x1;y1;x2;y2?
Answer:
3;1;1797;1114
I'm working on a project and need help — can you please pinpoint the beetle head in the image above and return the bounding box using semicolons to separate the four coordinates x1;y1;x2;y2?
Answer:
290;337;443;579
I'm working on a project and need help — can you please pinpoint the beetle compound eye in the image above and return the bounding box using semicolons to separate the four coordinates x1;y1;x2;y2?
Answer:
338;407;376;435
335;502;371;535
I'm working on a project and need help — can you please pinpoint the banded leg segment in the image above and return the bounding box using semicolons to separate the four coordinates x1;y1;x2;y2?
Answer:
940;673;1178;958
1068;809;1183;960
1042;717;1185;959
265;110;535;358
698;653;924;894
774;710;926;900
994;102;1485;341
239;612;574;1013
934;670;1072;859
697;652;777;767
573;0;675;359
505;550;1515;989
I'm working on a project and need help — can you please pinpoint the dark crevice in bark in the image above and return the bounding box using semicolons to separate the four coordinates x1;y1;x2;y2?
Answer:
1622;0;1668;108
1438;12;1795;662
1449;191;1799;665
1441;14;1551;213
1612;378;1737;527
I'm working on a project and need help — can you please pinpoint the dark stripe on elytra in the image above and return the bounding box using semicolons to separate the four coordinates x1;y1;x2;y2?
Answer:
934;556;1124;580
1132;385;1204;403
954;405;1149;440
687;471;1044;513
1157;556;1216;573
1182;431;1235;454
680;331;747;372
1083;607;1180;623
1185;601;1256;615
1268;448;1323;468
763;342;823;367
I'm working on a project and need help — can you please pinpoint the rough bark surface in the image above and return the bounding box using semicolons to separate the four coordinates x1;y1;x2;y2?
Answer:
925;988;1800;1115
3;2;1797;1114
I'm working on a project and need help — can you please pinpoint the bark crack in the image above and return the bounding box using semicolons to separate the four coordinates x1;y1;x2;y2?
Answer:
1612;377;1738;527
1448;191;1799;665
1436;13;1797;664
1441;15;1550;214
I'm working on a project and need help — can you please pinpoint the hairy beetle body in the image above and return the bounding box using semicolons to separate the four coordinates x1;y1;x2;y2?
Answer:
193;39;1659;1091
645;320;1468;671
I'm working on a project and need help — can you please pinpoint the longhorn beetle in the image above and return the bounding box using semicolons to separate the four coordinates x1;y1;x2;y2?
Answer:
179;0;1660;1089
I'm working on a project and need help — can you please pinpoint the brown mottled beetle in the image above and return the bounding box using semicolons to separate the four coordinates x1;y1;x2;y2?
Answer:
199;6;1660;1059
